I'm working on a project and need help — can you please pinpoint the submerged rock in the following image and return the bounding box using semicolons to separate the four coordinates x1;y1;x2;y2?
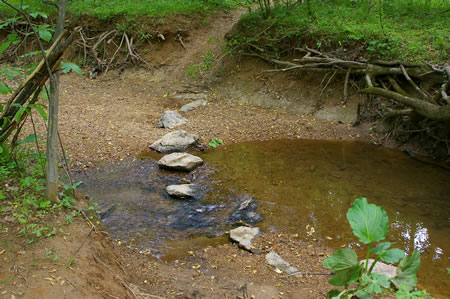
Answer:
361;259;397;279
180;99;208;113
157;110;187;129
229;226;261;251
228;196;263;224
166;184;201;199
158;152;203;171
149;130;199;153
265;251;299;275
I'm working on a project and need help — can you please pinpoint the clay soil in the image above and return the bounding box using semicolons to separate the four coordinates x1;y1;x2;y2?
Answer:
1;9;398;299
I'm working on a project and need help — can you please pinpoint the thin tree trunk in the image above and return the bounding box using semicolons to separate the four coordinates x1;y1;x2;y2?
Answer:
44;0;67;202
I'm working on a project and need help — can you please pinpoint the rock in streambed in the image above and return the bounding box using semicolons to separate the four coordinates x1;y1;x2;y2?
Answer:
158;152;203;171
150;130;199;153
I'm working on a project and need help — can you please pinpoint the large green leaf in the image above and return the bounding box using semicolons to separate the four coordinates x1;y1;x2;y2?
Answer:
379;248;404;264
391;250;420;290
323;248;362;287
346;197;388;244
371;242;405;264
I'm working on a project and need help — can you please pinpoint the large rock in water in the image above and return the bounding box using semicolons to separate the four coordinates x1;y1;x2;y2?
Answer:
157;110;187;129
361;259;397;279
229;226;261;251
180;100;208;113
228;196;263;224
166;184;200;199
149;130;199;153
265;251;300;276
158;152;203;171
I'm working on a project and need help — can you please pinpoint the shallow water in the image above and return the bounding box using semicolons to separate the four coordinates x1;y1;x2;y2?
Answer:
78;140;449;296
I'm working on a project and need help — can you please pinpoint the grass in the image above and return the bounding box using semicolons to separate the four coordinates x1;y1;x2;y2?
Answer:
0;0;244;20
234;0;449;63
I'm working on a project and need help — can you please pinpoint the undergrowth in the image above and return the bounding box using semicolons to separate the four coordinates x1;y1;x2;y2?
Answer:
0;141;80;243
0;0;245;20
232;0;449;63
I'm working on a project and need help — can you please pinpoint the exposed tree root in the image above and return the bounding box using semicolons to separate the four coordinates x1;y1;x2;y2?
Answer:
245;48;449;158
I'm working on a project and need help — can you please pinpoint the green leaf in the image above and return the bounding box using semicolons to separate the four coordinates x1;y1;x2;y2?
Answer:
14;106;27;122
0;82;11;94
355;290;372;299
346;197;388;244
391;250;420;290
362;273;390;294
33;104;48;121
323;248;362;287
326;289;341;299
60;62;83;75
17;134;42;145
0;41;11;54
379;248;404;264
39;30;52;42
371;242;391;254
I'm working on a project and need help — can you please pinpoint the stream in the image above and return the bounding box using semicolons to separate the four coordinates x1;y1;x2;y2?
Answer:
77;139;449;296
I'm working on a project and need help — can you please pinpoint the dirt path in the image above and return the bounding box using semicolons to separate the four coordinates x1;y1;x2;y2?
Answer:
1;9;390;299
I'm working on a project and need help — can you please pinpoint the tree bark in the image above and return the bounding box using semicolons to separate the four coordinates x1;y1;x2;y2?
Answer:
44;0;67;203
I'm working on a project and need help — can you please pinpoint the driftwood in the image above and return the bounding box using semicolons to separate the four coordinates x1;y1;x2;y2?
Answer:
247;48;449;122
0;29;75;142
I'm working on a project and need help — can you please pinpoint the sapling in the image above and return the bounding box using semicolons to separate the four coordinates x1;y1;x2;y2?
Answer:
323;197;422;299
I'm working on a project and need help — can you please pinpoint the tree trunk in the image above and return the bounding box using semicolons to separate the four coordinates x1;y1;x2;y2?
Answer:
44;0;67;202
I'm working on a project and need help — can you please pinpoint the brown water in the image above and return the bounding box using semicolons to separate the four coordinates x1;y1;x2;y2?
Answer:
199;139;450;296
78;139;450;296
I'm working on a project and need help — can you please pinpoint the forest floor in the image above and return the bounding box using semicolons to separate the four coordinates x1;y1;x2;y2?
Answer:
0;9;425;299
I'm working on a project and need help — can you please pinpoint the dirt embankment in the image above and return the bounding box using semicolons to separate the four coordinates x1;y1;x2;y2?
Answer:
2;8;436;299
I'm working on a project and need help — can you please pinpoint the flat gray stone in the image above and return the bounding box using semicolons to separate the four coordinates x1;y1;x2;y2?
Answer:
166;184;199;199
158;152;203;171
229;226;261;251
157;110;187;129
361;259;397;279
149;130;199;153
265;251;300;275
180;100;208;113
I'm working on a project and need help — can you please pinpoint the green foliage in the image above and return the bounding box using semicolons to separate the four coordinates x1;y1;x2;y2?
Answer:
346;197;388;244
0;0;245;20
396;285;433;299
323;198;426;298
186;49;216;79
234;0;449;62
0;142;79;242
208;138;223;148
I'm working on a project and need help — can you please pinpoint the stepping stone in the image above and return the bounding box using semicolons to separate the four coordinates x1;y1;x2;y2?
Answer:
180;100;208;113
157;110;187;129
229;226;261;251
265;251;300;276
166;184;200;199
149;130;199;153
158;152;203;171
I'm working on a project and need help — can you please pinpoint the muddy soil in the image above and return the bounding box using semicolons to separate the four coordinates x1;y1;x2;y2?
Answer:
1;9;424;299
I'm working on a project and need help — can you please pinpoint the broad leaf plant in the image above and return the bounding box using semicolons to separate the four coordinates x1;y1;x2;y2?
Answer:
323;197;423;298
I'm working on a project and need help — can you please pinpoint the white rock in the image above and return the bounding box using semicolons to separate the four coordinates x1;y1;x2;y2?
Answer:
158;152;203;171
265;251;300;275
166;184;199;199
157;110;187;129
360;259;397;279
180;100;208;113
149;130;199;153
229;226;261;251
